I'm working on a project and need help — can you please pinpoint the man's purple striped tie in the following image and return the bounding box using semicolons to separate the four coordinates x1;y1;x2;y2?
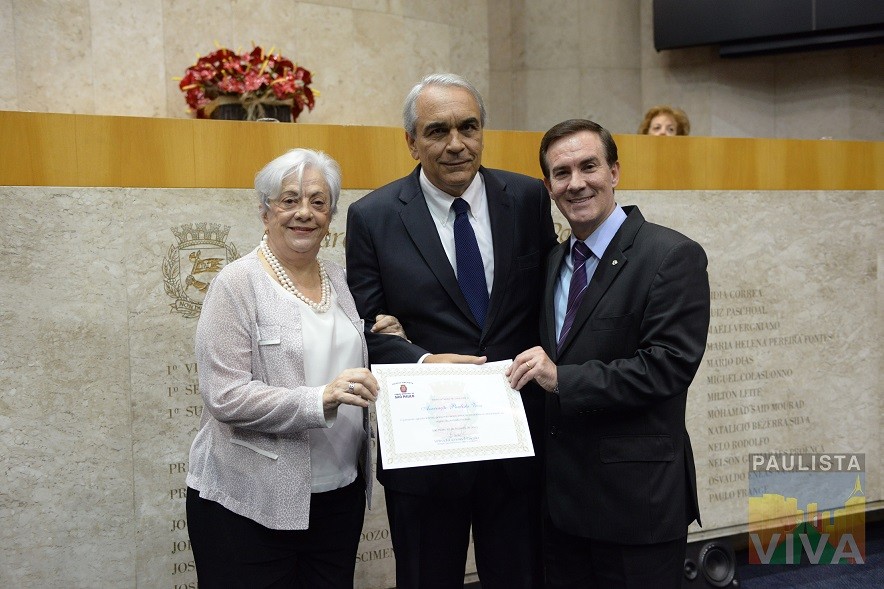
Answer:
557;241;591;354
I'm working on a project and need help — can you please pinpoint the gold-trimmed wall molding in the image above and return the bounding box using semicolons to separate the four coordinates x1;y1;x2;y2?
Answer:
1;111;881;190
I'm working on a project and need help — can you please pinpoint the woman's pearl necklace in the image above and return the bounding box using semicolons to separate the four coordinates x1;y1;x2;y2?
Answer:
260;234;331;313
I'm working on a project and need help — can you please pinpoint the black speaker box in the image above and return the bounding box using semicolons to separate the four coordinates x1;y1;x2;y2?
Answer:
683;540;740;588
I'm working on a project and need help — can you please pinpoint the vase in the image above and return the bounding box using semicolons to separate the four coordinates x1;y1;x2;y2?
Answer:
210;103;247;120
209;103;293;122
256;104;293;122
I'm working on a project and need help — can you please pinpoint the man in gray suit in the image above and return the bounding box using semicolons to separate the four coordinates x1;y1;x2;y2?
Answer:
346;73;557;589
508;119;710;588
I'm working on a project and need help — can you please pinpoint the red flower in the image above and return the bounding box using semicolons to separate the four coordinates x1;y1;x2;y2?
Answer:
177;45;316;120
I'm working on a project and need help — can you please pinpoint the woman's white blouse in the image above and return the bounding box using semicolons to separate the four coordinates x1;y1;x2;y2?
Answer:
274;278;364;493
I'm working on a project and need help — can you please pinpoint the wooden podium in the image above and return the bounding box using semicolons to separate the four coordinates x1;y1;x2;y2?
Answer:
1;111;880;190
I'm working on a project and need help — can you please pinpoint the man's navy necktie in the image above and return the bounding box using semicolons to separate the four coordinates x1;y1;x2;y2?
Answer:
558;241;591;353
452;198;489;327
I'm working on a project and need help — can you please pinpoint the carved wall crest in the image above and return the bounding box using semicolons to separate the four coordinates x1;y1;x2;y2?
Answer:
163;223;239;318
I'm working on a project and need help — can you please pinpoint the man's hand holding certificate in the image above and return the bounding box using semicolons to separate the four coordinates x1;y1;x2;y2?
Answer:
371;361;534;469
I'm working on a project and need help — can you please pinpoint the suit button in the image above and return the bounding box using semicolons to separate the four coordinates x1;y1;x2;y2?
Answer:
550;426;558;437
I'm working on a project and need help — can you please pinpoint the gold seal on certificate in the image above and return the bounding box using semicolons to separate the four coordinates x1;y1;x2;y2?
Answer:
371;361;535;469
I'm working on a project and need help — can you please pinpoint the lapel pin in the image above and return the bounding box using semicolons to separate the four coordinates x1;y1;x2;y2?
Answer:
612;260;619;266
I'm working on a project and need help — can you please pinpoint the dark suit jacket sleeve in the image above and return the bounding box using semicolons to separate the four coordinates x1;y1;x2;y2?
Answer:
345;196;431;364
557;238;710;414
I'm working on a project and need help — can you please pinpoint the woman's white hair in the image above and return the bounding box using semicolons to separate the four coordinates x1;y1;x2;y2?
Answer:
255;148;342;216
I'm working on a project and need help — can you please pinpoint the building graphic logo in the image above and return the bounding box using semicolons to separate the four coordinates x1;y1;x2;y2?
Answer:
747;453;865;565
163;223;239;318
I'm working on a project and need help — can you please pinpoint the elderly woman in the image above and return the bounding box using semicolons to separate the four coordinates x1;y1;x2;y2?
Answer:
185;148;402;588
638;105;691;136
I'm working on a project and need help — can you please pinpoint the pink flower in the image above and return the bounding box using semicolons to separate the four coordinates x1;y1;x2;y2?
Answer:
178;45;316;120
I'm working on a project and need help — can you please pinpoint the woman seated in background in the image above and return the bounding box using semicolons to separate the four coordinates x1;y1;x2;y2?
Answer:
185;148;405;588
638;105;691;136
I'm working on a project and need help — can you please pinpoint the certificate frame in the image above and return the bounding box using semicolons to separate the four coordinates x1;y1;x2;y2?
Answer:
371;361;535;469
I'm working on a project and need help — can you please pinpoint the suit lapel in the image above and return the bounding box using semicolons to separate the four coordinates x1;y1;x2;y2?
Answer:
398;166;477;326
484;168;514;335
544;241;567;358
557;207;644;356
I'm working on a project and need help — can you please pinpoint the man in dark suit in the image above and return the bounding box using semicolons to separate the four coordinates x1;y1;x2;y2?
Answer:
508;119;711;589
345;73;557;589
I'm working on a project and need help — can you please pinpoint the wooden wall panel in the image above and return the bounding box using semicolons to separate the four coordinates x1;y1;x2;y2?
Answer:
192;118;301;188
702;138;767;190
482;130;544;180
297;124;416;189
0;111;880;190
1;112;79;185
74;116;196;187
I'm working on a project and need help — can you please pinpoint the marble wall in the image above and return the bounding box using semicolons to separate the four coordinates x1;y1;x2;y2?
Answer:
627;190;881;540
1;184;880;585
486;0;883;139
1;0;882;140
0;186;478;588
0;0;488;126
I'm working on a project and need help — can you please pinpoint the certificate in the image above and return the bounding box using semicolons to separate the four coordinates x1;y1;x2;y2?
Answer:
371;361;535;469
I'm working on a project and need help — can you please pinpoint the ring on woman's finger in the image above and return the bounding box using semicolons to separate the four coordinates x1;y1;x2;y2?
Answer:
347;382;355;392
526;362;533;369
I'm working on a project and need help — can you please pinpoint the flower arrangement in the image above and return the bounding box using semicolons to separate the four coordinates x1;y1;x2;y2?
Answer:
178;45;316;121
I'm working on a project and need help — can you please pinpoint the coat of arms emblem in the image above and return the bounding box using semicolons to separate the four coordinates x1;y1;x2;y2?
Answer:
163;223;239;318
